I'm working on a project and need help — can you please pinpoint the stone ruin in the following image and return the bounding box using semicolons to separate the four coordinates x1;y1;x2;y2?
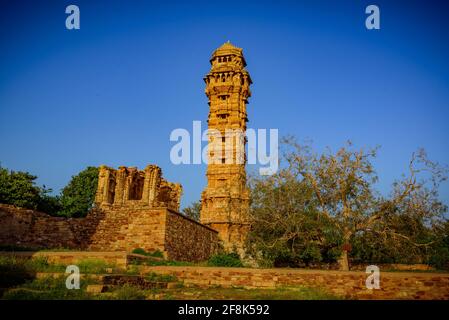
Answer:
0;164;218;261
95;165;182;211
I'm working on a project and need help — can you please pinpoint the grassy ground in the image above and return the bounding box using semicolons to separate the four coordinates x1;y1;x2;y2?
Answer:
0;255;124;274
0;255;340;300
1;276;339;300
149;286;340;300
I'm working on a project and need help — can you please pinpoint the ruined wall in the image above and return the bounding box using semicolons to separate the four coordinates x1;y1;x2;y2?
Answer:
83;207;167;253
0;204;80;249
0;204;218;261
95;165;182;211
0;164;218;260
83;206;218;260
165;209;218;262
142;266;449;300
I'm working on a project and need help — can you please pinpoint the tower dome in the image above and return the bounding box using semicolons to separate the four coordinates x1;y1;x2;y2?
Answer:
210;41;247;66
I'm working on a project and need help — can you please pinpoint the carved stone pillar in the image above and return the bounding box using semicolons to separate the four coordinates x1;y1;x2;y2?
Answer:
114;166;127;205
141;165;161;206
95;165;109;205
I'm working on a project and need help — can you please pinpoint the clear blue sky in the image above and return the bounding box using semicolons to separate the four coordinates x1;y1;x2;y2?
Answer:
1;0;448;209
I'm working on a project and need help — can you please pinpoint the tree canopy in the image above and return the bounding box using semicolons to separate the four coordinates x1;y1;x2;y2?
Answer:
58;166;99;217
246;138;449;270
0;165;98;218
0;166;46;210
182;201;201;221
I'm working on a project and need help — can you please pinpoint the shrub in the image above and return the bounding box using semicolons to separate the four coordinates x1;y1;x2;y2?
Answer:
0;166;56;212
2;275;96;300
132;248;164;258
77;259;115;274
144;259;194;267
150;250;164;258
0;256;35;288
58;166;99;218
132;248;146;255
114;284;146;300
145;272;177;282
207;252;243;267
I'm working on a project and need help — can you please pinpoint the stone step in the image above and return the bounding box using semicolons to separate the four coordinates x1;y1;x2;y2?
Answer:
102;275;170;289
34;272;178;290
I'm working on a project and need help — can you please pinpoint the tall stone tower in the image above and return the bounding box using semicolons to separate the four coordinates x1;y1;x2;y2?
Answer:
200;42;252;254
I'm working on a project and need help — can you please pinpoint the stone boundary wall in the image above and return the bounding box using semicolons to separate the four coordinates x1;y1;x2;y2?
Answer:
141;266;449;300
0;251;129;268
84;207;168;253
165;209;218;261
0;204;218;261
0;204;81;249
350;263;434;271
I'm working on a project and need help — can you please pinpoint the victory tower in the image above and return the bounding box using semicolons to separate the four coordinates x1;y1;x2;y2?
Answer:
200;42;252;253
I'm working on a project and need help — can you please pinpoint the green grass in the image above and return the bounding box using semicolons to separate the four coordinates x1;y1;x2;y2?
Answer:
124;265;140;275
131;248;164;258
29;257;120;274
1;274;147;300
76;259;118;274
113;284;147;300
1;253;341;300
0;255;121;275
129;251;248;268
146;286;341;300
207;253;244;267
1;275;99;300
145;272;177;282
143;259;197;266
0;256;35;288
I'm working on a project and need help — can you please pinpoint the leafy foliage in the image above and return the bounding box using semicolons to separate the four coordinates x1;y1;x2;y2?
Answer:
182;201;201;221
132;248;164;258
0;165;99;217
429;220;449;270
247;169;342;267
58;166;99;217
207;252;243;267
0;256;35;288
247;138;448;269
0;166;51;211
113;284;146;300
1;275;97;300
145;272;177;282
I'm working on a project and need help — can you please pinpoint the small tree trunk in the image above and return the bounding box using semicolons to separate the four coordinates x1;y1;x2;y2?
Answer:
339;230;351;271
338;250;349;271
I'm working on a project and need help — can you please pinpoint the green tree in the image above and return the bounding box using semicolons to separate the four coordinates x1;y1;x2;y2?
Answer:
247;167;342;267
37;191;62;216
247;138;448;270
429;219;449;270
0;166;43;209
182;201;201;221
58;166;99;218
282;138;447;270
